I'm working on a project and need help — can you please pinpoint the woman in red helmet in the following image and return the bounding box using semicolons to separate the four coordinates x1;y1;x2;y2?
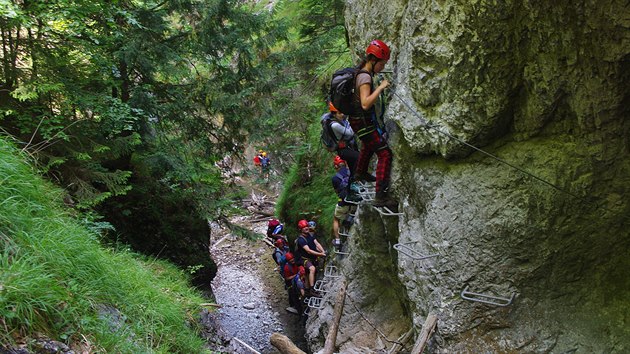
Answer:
348;39;397;209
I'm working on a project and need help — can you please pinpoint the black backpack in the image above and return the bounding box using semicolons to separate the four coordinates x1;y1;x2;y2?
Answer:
320;113;338;152
329;67;369;116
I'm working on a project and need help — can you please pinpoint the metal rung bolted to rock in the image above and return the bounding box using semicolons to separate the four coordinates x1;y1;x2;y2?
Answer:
393;242;438;260
324;265;342;278
307;296;325;310
338;228;351;237
314;280;329;293
359;192;375;202
335;249;350;256
343;196;361;205
460;286;515;307
373;205;403;216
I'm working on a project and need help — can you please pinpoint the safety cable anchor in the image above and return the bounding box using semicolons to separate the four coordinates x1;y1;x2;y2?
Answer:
460;286;515;307
393;242;438;260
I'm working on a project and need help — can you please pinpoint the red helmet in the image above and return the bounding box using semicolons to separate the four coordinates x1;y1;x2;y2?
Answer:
328;101;339;113
275;238;284;247
297;219;309;229
285;252;294;261
366;39;391;61
268;219;280;228
333;155;345;167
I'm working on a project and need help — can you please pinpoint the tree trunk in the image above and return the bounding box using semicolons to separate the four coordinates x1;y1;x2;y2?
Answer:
270;333;306;354
410;314;438;354
323;279;347;354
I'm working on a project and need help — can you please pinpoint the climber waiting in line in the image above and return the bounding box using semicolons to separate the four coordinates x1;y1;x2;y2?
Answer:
326;102;359;177
282;252;301;314
331;156;354;249
294;219;326;295
348;39;397;210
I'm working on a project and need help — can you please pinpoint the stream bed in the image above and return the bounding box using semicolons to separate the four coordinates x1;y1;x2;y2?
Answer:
202;216;307;353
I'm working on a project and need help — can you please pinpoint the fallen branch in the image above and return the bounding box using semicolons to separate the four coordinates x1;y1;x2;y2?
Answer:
270;333;306;354
387;328;414;354
323;279;347;354
251;210;275;217
410;314;438;354
199;303;222;308
233;337;261;354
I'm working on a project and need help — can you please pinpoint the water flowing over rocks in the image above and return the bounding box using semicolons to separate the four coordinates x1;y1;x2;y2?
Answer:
302;0;630;352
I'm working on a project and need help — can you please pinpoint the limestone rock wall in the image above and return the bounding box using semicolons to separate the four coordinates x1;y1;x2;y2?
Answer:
307;0;630;352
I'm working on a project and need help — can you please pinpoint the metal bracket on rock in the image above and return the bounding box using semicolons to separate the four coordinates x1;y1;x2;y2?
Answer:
460;286;515;307
343;197;361;205
306;296;325;310
393;242;438;260
373;205;403;216
338;227;351;237
314;279;329;293
324;265;342;278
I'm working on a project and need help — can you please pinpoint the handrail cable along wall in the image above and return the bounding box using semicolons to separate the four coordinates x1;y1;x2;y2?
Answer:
388;89;625;220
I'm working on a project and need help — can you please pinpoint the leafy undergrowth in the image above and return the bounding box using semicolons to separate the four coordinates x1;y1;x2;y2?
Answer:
276;122;338;244
0;138;209;353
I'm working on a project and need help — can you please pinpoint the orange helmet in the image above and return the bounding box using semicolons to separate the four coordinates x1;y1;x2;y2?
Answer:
297;219;309;229
328;101;339;113
366;39;391;61
333;155;345;167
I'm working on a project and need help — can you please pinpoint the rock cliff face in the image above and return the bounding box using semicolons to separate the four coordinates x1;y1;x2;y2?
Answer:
306;0;630;352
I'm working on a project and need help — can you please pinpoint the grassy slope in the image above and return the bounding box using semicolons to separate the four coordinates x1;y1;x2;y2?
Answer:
0;137;209;353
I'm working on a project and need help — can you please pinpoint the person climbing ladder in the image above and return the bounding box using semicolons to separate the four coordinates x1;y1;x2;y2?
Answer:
347;39;397;210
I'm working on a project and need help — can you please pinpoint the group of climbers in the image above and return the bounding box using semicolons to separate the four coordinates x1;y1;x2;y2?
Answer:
253;149;271;179
325;39;397;248
268;218;327;315
261;39;397;313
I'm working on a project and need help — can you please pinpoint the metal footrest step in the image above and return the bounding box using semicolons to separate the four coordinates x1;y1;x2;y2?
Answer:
460;286;515;307
393;242;438;260
314;279;330;293
305;296;325;310
373;205;402;216
324;265;342;278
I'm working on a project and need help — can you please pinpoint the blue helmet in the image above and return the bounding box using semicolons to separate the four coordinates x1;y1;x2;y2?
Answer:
308;221;317;229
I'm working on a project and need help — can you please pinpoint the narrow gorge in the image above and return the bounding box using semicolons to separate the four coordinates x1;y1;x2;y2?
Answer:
303;1;630;352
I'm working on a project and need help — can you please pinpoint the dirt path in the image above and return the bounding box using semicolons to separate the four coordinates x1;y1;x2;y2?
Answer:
202;197;307;353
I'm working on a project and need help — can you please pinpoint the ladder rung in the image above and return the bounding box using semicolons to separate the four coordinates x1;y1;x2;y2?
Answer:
373;205;402;216
324;265;341;278
306;296;325;310
460;286;515;307
393;243;438;260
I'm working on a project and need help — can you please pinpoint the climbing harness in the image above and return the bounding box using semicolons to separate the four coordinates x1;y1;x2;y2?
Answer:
460;285;515;307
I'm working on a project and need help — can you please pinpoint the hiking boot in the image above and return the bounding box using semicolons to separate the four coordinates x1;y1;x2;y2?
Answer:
285;306;299;315
373;191;398;210
355;172;376;183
